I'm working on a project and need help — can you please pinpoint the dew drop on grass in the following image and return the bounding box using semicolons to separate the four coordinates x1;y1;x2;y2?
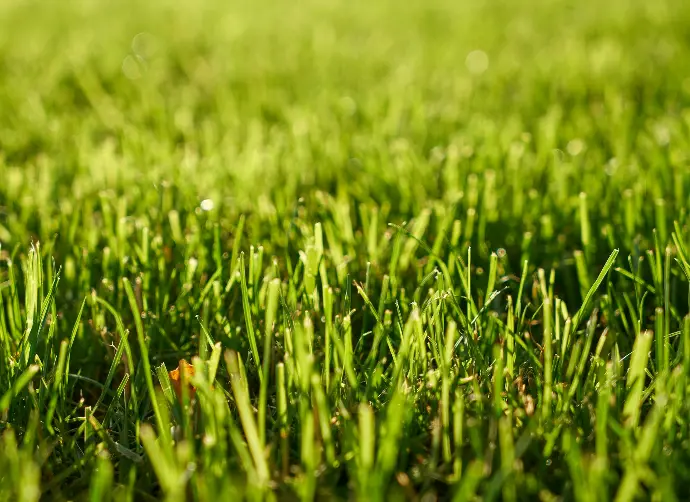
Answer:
122;55;145;80
132;32;158;60
567;139;585;156
465;50;489;75
552;149;565;163
654;124;670;146
200;199;214;211
604;158;619;176
340;96;357;116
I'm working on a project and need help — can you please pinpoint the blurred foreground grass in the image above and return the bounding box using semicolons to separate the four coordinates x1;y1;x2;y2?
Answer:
2;0;690;500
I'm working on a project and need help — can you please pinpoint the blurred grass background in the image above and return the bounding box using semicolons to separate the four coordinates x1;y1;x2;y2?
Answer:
2;0;689;220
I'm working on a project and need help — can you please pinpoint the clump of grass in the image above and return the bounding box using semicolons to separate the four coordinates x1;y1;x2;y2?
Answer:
2;0;690;500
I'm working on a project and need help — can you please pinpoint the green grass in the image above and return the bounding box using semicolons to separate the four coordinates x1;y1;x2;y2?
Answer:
2;0;690;499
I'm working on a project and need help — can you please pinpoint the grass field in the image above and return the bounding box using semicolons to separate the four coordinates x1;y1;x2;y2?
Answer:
2;0;690;499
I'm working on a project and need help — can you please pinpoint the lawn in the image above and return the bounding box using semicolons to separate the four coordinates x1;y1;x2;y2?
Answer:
2;0;690;500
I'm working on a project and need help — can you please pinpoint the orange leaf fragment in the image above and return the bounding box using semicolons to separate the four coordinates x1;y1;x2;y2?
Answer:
169;359;196;400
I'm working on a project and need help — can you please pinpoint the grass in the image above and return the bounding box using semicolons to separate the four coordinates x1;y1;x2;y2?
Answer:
2;0;690;499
